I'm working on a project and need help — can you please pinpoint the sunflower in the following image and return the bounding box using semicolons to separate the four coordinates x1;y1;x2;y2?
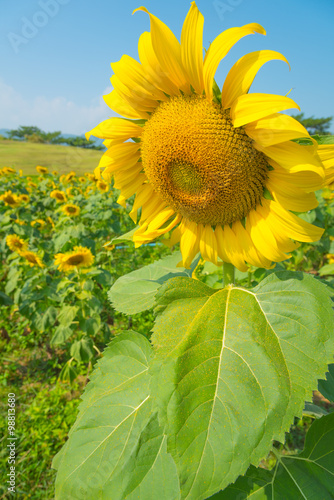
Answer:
20;194;30;203
36;165;49;174
6;234;28;252
62;203;81;217
0;190;21;207
86;3;327;270
52;170;59;176
96;180;109;193
66;171;76;182
2;167;16;174
47;216;55;228
31;219;46;227
318;144;334;189
27;181;37;189
54;246;94;272
50;190;67;203
19;250;44;268
79;176;86;183
66;187;73;197
326;253;334;264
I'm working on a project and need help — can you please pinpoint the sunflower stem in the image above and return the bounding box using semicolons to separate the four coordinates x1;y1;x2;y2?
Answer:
223;262;235;286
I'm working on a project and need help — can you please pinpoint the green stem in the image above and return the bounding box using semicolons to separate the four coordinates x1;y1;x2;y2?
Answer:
223;262;235;286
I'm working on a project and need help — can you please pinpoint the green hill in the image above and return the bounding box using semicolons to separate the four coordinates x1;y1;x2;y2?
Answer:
0;139;103;176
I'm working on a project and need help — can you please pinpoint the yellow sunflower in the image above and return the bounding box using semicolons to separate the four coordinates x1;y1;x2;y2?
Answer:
54;246;94;272
52;170;59;176
318;144;334;189
27;181;37;189
20;194;30;203
79;176;86;183
62;203;81;217
19;250;44;268
36;165;49;174
47;216;55;228
86;3;326;270
326;253;334;265
6;234;28;252
66;171;76;182
66;187;73;197
50;190;67;203
96;180;109;193
2;167;16;174
31;219;46;228
0;190;21;207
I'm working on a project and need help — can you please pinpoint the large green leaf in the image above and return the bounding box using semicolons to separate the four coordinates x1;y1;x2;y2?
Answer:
214;412;334;499
108;251;199;315
53;331;180;499
151;271;334;500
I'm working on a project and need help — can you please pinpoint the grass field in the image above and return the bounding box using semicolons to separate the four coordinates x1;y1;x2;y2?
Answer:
0;139;103;175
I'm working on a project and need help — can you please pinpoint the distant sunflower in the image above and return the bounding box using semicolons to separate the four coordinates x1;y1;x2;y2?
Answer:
62;203;81;217
96;180;109;193
54;246;94;272
0;190;21;207
20;194;30;203
87;2;326;270
50;190;67;203
47;216;55;228
6;234;28;252
66;171;76;182
52;170;59;176
327;253;334;264
79;176;86;183
31;219;46;228
27;182;37;189
3;167;16;174
19;250;44;268
36;166;49;174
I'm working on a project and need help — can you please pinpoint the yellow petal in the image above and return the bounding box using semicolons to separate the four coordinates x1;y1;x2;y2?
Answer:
214;225;231;264
255;141;324;181
203;23;266;100
317;144;334;168
134;7;190;93
138;31;180;96
232;220;272;269
86;117;143;142
222;50;289;109
179;219;201;268
111;54;168;103
110;75;156;113
114;173;147;200
266;173;318;212
181;1;204;94
247;207;289;262
231;93;299;128
268;159;324;191
134;211;181;245
221;225;249;271
199;225;218;265
129;183;156;223
266;199;324;243
245;113;309;147
103;89;143;119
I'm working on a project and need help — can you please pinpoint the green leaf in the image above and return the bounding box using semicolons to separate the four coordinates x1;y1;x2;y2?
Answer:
79;316;101;336
318;263;334;276
110;226;139;245
151;271;334;499
303;402;329;419
70;338;94;362
42;306;58;331
53;331;181;499
58;361;78;384
214;412;334;499
312;134;334;145
319;364;334;402
51;326;73;346
57;305;78;326
0;291;13;306
5;267;22;294
108;251;199;315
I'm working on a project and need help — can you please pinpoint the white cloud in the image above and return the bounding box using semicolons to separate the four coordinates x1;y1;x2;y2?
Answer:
0;78;115;135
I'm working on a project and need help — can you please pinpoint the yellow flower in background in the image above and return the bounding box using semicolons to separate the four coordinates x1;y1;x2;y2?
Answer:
50;190;67;203
79;176;86;183
326;253;334;264
19;194;30;203
85;172;97;181
28;182;37;189
0;190;21;207
31;219;46;228
54;246;94;272
19;169;23;177
36;165;49;174
96;180;109;193
103;242;115;251
19;250;44;268
47;216;55;228
66;187;73;197
62;203;81;217
59;174;67;184
2;167;16;174
52;170;59;176
66;171;76;182
87;2;326;270
85;186;94;196
15;219;26;226
6;234;28;252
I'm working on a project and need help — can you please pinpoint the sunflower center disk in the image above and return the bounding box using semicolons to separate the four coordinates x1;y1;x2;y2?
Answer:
67;255;84;265
141;95;269;226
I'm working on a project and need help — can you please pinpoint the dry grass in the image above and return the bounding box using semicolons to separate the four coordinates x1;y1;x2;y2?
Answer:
0;139;103;175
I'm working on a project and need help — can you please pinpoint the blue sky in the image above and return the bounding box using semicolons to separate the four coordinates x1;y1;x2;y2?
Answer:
1;0;333;134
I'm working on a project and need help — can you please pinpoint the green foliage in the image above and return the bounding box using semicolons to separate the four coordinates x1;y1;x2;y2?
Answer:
215;412;334;499
292;113;333;135
53;272;334;499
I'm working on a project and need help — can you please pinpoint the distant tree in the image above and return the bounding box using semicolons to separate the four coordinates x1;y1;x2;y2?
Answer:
292;113;333;135
8;126;43;140
41;131;63;144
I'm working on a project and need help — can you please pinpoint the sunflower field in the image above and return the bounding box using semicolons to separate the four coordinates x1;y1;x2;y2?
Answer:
2;2;334;500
